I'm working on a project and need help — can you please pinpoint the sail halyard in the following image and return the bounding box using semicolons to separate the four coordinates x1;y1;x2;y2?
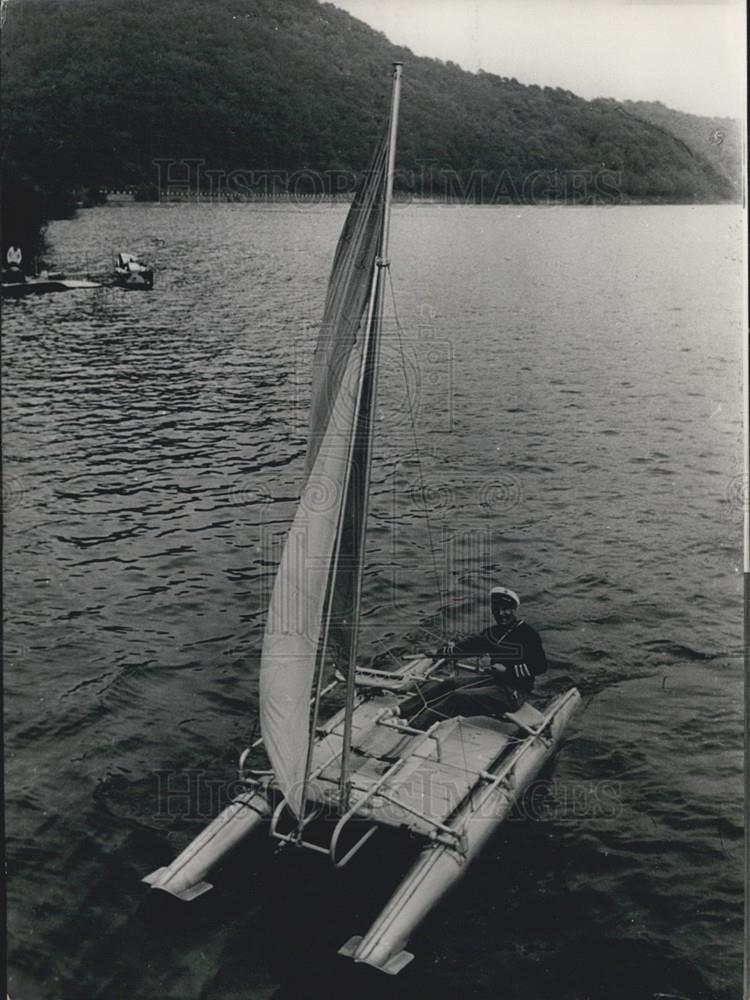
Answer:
298;254;383;820
259;367;368;817
338;62;404;809
259;67;401;821
334;258;384;811
306;134;389;475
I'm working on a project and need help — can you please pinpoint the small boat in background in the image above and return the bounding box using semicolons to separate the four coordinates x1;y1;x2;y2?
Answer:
1;245;100;297
113;251;153;289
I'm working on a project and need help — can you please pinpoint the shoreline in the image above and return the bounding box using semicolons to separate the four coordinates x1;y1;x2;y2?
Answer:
98;192;741;208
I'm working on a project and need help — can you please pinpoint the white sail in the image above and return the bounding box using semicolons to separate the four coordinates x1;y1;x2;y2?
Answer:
259;344;366;816
259;127;390;818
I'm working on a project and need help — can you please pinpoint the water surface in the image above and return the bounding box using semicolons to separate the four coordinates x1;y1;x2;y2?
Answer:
3;202;743;999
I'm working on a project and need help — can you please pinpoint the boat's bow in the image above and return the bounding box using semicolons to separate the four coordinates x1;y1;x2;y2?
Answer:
339;686;582;973
142;787;271;900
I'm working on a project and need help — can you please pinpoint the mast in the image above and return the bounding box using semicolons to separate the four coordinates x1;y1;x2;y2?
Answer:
338;62;403;811
743;133;749;1000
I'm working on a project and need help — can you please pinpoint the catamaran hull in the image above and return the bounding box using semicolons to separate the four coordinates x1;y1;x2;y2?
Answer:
113;268;154;289
1;278;101;297
143;789;270;900
142;686;580;973
339;687;581;974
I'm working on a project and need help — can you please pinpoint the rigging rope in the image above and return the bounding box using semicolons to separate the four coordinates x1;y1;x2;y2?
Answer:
386;268;446;640
371;634;410;670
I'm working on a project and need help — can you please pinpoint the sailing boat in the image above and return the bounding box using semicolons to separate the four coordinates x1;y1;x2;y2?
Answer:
144;63;581;975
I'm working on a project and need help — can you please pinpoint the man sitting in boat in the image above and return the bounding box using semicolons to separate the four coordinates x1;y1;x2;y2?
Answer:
430;586;547;719
2;245;25;284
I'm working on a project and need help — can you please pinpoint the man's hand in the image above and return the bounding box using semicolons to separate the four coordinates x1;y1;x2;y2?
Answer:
491;663;507;676
439;640;456;657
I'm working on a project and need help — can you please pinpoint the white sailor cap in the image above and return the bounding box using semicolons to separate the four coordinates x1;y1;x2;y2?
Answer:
489;586;520;609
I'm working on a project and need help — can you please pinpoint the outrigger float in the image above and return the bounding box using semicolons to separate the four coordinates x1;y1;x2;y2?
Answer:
143;63;580;975
1;275;102;297
146;657;580;973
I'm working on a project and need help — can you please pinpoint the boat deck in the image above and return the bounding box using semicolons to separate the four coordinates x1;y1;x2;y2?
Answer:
307;711;515;837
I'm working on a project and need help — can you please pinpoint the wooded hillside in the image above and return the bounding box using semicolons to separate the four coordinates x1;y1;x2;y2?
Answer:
1;0;741;246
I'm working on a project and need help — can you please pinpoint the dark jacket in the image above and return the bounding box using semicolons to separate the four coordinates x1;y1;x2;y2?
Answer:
447;619;547;693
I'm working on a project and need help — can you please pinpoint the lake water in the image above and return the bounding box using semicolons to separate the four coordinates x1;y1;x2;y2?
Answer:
3;202;744;1000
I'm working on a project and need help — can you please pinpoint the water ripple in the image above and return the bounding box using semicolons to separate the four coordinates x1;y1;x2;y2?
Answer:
3;202;743;1000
